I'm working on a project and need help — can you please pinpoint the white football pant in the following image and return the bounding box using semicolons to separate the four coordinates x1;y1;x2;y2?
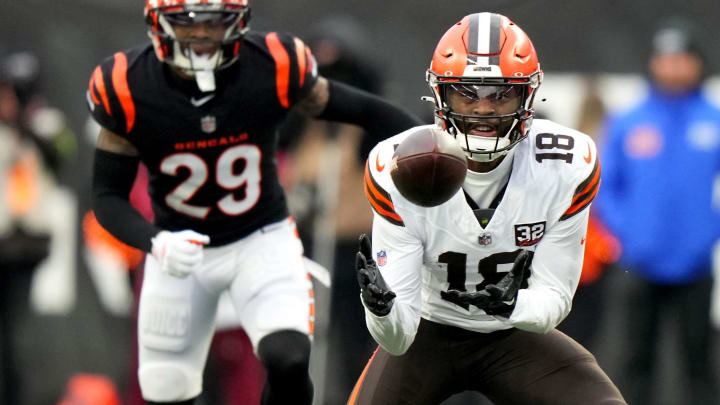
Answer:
137;217;313;402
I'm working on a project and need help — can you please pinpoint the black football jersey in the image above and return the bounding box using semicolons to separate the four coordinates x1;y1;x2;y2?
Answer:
87;31;318;246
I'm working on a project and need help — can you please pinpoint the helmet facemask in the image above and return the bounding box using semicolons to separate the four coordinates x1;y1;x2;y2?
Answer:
425;12;543;165
428;73;540;163
145;1;250;91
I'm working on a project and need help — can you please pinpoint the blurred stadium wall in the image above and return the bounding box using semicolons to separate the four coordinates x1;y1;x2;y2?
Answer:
1;0;718;132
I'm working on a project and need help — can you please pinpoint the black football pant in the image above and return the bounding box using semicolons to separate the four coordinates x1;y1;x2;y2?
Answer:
348;319;626;405
619;271;718;405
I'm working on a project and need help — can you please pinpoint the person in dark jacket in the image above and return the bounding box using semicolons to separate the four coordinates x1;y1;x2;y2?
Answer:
595;18;720;405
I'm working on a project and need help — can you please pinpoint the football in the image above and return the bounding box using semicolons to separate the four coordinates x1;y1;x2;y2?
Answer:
390;127;467;207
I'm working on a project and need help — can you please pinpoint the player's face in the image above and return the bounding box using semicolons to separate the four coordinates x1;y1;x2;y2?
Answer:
447;84;522;115
446;84;523;137
650;52;702;94
167;11;237;55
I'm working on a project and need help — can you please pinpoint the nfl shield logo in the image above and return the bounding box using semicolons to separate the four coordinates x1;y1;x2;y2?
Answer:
377;250;387;266
478;233;493;246
201;115;216;133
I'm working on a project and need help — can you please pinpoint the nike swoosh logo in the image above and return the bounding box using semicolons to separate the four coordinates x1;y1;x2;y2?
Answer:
583;143;592;163
190;94;215;107
376;153;385;172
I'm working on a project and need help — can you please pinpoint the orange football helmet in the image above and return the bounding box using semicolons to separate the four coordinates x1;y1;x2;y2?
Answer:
426;12;542;162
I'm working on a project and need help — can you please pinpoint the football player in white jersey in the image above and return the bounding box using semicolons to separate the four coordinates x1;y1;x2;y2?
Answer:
348;12;626;405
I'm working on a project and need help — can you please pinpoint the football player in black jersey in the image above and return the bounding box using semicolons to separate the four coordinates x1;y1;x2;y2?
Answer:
87;1;422;404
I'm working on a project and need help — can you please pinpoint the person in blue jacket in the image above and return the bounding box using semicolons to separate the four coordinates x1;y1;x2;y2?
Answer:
596;19;720;405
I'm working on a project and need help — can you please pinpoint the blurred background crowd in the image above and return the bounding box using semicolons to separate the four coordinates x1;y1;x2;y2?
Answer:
2;0;720;404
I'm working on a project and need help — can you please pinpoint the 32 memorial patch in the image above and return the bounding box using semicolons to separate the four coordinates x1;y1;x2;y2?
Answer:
514;221;546;246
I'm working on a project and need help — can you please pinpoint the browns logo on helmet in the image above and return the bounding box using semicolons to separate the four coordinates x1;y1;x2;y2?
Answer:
426;12;542;164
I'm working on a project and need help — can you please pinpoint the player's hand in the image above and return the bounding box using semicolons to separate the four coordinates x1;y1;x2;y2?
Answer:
356;234;396;316
151;230;210;278
446;249;532;318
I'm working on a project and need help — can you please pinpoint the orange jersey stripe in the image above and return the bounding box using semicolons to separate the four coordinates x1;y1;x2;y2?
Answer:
363;162;397;214
571;161;601;205
307;273;315;335
561;159;601;220
88;75;100;106
363;164;404;225
293;37;307;87
364;181;403;224
564;180;600;217
92;66;111;115
347;347;379;405
265;32;290;108
111;53;136;133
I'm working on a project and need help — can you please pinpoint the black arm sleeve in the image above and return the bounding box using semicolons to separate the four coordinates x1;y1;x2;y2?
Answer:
318;80;424;159
92;149;162;252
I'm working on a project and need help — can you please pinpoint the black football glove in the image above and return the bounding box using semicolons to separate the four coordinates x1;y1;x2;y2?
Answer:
356;234;396;316
446;249;532;318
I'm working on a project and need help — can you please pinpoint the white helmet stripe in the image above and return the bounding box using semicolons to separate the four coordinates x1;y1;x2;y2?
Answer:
467;13;502;67
488;14;501;66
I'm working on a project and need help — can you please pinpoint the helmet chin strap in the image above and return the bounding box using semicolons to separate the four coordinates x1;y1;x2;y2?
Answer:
446;120;511;163
187;50;220;92
463;136;511;163
195;70;216;92
449;111;528;163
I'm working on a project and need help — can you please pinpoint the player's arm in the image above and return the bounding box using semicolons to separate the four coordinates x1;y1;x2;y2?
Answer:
505;208;590;333
92;127;209;277
92;127;158;251
295;76;423;150
358;215;424;356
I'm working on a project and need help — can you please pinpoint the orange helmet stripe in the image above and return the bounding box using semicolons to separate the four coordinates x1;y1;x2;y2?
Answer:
265;32;290;108
111;53;136;134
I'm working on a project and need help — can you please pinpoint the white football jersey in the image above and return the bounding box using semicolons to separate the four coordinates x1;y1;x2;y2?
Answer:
362;121;600;355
